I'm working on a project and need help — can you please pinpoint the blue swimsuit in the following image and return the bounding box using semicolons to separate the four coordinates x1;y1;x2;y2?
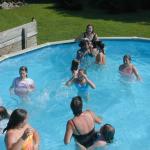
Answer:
75;83;89;93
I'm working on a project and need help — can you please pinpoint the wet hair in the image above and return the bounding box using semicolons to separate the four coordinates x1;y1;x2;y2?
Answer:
93;41;105;50
3;109;27;133
100;124;115;143
123;55;131;64
0;106;10;121
86;24;94;33
79;40;89;48
19;66;28;77
71;59;79;72
70;96;83;116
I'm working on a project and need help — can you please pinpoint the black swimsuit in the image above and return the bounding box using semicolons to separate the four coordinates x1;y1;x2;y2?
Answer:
71;120;96;148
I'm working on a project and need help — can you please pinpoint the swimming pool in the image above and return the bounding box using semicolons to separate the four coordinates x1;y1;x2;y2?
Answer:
0;38;150;150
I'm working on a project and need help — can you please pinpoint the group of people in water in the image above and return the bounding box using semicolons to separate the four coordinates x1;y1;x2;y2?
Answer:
64;24;141;149
0;66;39;150
0;24;141;150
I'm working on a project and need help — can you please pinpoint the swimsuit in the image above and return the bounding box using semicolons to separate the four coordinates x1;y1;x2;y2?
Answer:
22;134;33;150
75;83;89;93
83;32;97;43
71;120;96;148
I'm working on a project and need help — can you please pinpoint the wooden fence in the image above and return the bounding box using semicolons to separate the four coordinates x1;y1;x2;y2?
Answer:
0;20;37;56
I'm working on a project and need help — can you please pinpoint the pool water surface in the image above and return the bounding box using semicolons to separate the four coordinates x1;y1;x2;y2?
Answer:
0;39;150;150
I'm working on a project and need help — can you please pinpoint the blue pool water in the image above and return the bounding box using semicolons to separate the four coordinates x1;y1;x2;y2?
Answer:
0;39;150;150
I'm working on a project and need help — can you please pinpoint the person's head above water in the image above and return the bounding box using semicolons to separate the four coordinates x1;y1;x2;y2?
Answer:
123;55;131;64
100;124;115;143
77;69;86;81
0;106;10;121
19;66;28;78
70;96;83;116
79;40;90;49
71;59;79;72
3;109;27;133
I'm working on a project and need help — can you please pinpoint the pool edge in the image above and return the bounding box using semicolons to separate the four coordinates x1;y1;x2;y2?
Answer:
0;37;150;62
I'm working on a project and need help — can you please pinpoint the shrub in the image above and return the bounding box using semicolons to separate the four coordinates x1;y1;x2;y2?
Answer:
97;0;141;13
141;0;150;9
53;0;83;10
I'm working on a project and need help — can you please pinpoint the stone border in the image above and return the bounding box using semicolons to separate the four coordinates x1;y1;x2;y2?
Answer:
0;36;150;62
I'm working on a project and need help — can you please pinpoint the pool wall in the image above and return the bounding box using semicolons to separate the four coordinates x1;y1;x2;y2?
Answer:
0;37;150;62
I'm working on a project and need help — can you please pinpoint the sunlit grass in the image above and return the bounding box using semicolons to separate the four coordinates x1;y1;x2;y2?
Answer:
0;3;150;44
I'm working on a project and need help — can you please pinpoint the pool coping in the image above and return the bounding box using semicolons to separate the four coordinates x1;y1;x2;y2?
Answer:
0;36;150;62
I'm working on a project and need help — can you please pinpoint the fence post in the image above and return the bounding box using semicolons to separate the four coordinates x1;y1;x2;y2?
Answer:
22;28;27;50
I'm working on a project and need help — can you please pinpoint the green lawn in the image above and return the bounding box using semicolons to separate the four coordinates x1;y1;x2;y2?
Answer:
0;3;150;44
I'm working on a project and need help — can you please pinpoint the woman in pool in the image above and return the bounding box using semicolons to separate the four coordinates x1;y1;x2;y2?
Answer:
76;24;98;47
119;55;141;80
3;108;39;150
94;41;106;65
10;66;35;98
0;106;10;134
64;96;102;149
66;69;96;101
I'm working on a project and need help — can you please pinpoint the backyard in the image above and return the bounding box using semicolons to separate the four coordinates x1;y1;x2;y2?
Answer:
0;3;150;43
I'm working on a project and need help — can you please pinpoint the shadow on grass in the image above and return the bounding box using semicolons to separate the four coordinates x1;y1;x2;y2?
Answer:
44;4;150;25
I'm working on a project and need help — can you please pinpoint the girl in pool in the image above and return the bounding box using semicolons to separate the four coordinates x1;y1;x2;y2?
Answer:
76;24;98;47
10;66;35;99
94;41;106;65
66;69;96;101
119;55;141;80
3;108;39;150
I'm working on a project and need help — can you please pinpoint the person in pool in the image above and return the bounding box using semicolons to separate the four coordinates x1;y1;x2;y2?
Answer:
76;24;98;47
76;40;92;62
3;108;39;150
65;69;96;101
0;106;10;134
64;96;102;149
71;59;80;78
94;41;106;65
10;66;35;99
119;55;141;80
77;124;115;150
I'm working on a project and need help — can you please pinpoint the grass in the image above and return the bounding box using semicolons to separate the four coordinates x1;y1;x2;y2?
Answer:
0;3;150;44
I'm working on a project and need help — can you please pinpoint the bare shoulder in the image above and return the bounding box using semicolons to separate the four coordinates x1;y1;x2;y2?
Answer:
5;130;16;144
85;109;95;117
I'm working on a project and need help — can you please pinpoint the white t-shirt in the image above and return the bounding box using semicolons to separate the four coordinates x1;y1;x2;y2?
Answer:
11;77;35;97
